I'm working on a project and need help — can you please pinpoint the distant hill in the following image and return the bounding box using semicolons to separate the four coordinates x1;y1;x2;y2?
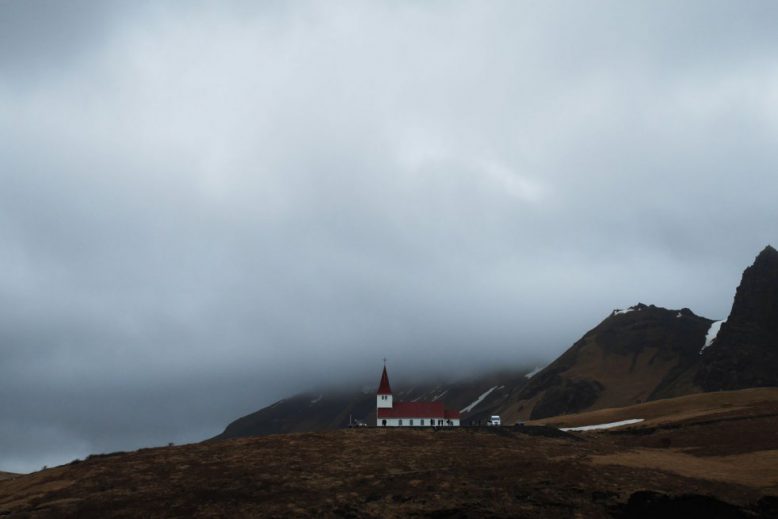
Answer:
215;246;778;437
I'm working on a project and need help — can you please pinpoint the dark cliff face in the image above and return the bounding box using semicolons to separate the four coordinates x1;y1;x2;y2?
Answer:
696;246;778;391
726;246;778;334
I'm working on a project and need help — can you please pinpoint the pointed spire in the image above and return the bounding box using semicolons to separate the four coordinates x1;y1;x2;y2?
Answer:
377;364;392;395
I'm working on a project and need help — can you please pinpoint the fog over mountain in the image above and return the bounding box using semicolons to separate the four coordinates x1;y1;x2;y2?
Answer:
2;1;777;472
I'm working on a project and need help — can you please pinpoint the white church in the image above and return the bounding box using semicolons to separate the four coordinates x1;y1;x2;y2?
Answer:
375;365;461;427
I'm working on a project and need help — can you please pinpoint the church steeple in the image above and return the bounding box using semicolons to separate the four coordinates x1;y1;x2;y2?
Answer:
376;363;393;409
377;364;392;395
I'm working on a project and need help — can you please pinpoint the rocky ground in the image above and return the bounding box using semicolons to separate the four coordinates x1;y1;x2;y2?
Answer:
1;393;777;518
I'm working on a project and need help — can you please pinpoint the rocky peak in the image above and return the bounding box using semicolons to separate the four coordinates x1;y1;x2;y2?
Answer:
727;245;778;334
755;244;778;264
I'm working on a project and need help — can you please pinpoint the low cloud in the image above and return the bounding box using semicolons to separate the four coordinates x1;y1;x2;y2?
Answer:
1;0;777;471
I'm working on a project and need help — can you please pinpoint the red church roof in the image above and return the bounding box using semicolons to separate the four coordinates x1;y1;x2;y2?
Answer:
377;366;392;395
377;402;461;419
444;409;461;419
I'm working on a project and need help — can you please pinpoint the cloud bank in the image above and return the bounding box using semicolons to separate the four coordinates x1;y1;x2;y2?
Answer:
2;0;777;471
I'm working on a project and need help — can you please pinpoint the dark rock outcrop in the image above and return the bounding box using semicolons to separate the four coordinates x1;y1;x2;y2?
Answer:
619;491;751;519
696;246;778;391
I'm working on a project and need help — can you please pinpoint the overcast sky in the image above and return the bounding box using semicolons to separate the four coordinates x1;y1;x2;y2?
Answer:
2;0;777;472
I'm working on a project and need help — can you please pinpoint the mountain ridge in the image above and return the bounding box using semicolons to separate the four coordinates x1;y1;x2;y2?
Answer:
215;246;778;438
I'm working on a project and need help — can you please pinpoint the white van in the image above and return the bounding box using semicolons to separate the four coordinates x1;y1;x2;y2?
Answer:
488;415;501;426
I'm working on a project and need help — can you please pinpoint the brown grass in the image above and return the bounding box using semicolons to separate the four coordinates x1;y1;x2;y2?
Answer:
531;387;778;429
0;423;774;518
0;471;18;482
591;449;778;490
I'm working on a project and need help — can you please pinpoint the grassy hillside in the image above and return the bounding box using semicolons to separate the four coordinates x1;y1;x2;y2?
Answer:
533;387;778;429
2;388;777;517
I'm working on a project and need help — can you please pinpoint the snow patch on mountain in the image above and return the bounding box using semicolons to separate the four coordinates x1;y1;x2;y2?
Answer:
431;390;448;401
700;320;726;354
612;305;641;316
525;366;543;379
561;418;644;431
460;386;497;413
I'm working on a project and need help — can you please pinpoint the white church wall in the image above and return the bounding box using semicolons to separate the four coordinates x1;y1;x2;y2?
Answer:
376;417;460;427
376;394;393;409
